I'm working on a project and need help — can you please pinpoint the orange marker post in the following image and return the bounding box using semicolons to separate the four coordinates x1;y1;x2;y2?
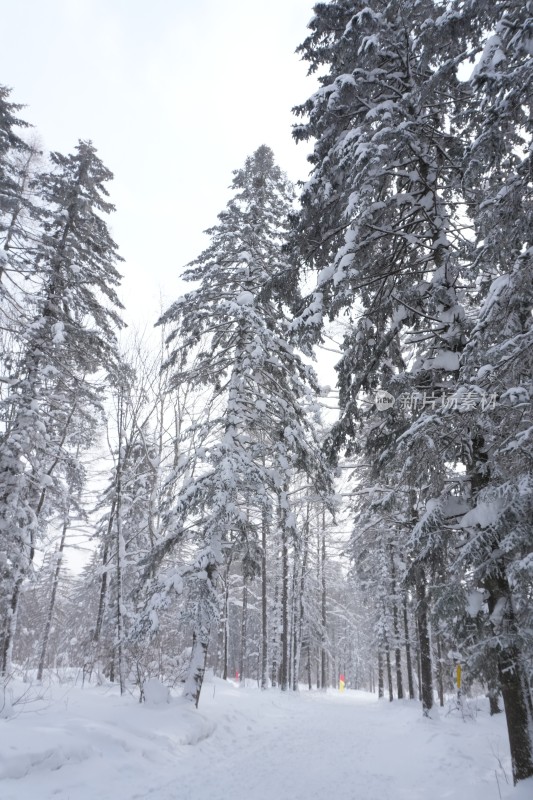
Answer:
456;663;462;708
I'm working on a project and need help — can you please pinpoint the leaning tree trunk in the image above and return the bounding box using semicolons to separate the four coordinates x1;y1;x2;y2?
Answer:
183;629;210;708
87;504;114;684
183;562;218;708
37;511;70;681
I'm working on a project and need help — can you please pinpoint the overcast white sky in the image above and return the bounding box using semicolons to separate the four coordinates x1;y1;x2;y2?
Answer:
1;0;319;328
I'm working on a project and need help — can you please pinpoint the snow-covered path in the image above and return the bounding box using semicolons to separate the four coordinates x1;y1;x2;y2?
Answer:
170;688;508;800
1;675;527;800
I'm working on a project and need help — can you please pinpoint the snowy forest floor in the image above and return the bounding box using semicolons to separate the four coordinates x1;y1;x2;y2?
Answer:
1;673;532;800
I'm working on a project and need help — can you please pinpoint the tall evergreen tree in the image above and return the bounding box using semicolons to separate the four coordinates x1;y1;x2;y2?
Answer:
290;0;474;715
410;0;533;781
148;146;332;705
0;140;124;673
290;0;532;779
397;0;533;780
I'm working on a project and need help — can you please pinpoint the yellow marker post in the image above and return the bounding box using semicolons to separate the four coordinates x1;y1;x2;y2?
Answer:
339;674;345;692
456;664;462;690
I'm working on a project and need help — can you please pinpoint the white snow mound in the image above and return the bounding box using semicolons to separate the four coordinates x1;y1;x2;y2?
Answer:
143;678;170;705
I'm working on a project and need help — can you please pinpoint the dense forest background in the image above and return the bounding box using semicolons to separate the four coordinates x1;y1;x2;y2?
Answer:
0;0;532;787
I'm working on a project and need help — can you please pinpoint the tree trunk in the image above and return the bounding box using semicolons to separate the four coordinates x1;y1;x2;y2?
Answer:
488;689;502;716
486;576;533;783
403;594;415;700
115;401;126;696
487;658;502;716
261;508;268;689
320;509;327;690
280;512;289;691
239;578;248;684
386;642;394;702
377;650;384;699
88;538;111;684
415;565;434;715
389;545;403;699
183;628;210;708
270;573;280;688
289;561;296;690
415;621;422;701
1;577;22;675
222;558;231;681
183;562;218;707
393;622;403;699
292;508;309;691
436;635;444;708
37;513;70;681
470;435;533;783
290;568;297;690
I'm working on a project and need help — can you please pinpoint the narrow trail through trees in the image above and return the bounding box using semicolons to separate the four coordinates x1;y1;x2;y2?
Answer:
1;680;518;800
132;688;510;800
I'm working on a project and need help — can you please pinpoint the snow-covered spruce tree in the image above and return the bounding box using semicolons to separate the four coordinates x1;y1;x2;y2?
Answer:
448;0;532;781
0;140;123;674
149;146;332;706
388;0;533;781
344;1;533;780
458;280;533;779
289;0;474;715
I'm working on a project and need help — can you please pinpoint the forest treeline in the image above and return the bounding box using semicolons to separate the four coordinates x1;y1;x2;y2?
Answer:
0;0;532;786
